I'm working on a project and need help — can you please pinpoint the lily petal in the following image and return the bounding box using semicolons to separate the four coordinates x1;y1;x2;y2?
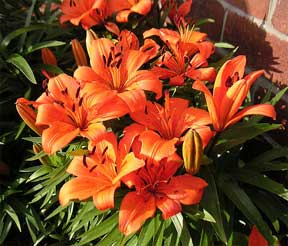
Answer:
93;184;119;210
156;195;182;220
42;122;80;154
213;55;246;109
113;152;145;184
59;177;98;206
127;70;162;99
139;130;177;161
119;191;156;236
192;80;220;130
225;104;276;129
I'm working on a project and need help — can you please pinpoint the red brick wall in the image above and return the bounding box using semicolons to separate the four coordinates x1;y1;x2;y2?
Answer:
191;0;288;144
191;0;288;87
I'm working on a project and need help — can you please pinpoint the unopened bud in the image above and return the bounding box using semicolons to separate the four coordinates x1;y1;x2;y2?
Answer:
16;98;43;136
86;29;98;58
41;48;57;66
182;129;203;175
72;39;88;66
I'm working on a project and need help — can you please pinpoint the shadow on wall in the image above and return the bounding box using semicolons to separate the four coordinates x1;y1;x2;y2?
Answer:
191;0;281;79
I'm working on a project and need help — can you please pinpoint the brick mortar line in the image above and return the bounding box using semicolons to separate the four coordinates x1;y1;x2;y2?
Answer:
216;0;288;41
267;0;278;24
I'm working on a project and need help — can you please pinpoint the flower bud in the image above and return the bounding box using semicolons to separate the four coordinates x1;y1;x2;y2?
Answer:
182;129;203;175
16;98;43;136
86;29;98;58
41;48;57;66
72;39;88;66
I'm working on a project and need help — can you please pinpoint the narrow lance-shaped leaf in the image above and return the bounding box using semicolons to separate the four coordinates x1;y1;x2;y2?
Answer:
218;173;277;244
200;166;227;244
6;53;37;84
171;213;194;246
213;123;280;154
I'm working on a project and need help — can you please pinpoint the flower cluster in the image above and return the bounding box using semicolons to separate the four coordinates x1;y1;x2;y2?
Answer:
16;0;277;239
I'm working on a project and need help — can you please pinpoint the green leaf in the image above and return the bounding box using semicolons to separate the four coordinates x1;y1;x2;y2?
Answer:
184;207;216;223
199;225;214;246
45;203;71;220
0;218;12;244
137;215;161;246
5;205;21;232
195;18;215;27
25;150;47;162
26;166;51;182
228;232;248;246
249;191;287;224
201;167;227;244
214;42;235;49
6;53;37;84
250;87;288;123
0;24;54;50
37;64;64;75
231;169;288;201
218;173;276;244
210;47;239;69
155;219;165;246
171;213;193;246
213;123;280;154
97;226;122;246
25;40;66;54
22;137;42;143
248;147;288;167
76;212;119;246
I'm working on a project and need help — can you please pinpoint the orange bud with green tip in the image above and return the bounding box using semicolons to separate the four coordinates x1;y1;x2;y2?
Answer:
182;129;203;175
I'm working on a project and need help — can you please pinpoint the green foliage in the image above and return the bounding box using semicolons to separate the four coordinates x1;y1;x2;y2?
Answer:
1;0;287;245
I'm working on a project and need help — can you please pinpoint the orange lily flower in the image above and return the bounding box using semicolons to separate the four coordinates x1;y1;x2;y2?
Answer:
60;0;107;29
192;56;276;131
74;36;162;112
161;0;192;22
107;0;153;23
59;132;145;210
128;92;214;147
151;42;216;86
35;73;127;154
144;18;214;57
119;131;208;235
